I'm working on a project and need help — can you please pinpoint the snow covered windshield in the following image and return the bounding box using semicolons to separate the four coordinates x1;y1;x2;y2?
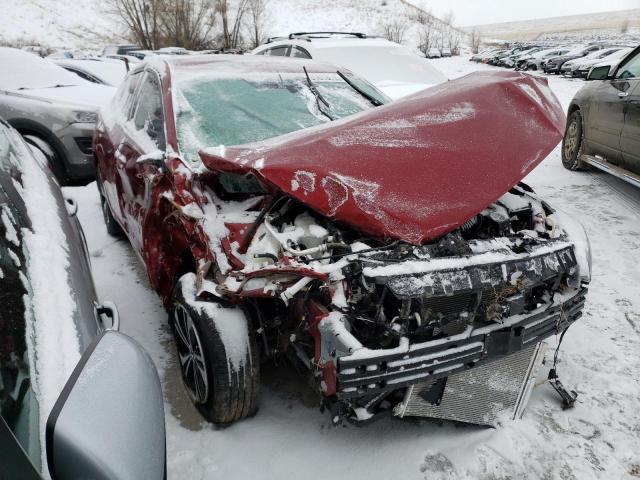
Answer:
314;45;448;86
175;72;385;164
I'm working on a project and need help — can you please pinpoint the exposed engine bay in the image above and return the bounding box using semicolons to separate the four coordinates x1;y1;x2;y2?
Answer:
195;179;590;424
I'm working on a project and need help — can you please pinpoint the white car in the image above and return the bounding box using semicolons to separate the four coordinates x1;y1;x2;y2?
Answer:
561;47;627;77
440;47;452;57
251;32;447;100
573;47;633;78
427;47;442;58
55;58;128;86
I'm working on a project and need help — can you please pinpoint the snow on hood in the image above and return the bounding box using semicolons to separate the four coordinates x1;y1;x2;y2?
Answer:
200;71;565;245
7;84;116;110
0;47;115;109
374;81;436;100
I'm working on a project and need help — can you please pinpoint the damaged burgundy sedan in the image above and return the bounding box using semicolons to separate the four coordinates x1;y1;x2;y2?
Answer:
94;55;591;426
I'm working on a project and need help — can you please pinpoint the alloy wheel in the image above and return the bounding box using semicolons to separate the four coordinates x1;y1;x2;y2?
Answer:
173;304;210;404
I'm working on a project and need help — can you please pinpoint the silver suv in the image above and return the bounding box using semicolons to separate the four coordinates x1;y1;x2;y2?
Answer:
0;47;115;185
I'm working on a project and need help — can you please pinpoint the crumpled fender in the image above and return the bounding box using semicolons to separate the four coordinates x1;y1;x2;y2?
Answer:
200;71;565;245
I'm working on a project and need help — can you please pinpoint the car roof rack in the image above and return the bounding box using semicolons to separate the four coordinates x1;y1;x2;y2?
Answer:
288;32;368;41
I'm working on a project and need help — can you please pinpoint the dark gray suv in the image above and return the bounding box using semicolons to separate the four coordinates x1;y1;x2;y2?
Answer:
0;120;165;479
562;46;640;186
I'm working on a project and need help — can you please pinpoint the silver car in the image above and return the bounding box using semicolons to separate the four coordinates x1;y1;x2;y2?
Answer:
0;120;165;479
0;47;115;185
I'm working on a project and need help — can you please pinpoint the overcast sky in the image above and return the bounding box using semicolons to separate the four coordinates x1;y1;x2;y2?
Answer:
416;0;640;27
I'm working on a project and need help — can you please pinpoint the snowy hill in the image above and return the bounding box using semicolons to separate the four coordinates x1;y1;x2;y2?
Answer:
0;0;462;52
466;9;640;42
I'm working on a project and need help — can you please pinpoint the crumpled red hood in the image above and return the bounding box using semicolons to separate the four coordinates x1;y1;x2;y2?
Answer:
200;71;565;244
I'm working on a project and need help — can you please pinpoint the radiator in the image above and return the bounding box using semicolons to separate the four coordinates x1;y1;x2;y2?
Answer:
393;342;547;426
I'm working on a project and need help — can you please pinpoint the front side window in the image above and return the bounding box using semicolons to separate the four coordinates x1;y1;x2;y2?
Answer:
175;72;388;164
616;50;640;79
132;72;166;151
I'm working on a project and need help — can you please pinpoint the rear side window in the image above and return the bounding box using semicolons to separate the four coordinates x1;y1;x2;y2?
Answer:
132;72;166;151
266;46;289;56
292;47;312;59
616;50;640;79
114;71;143;119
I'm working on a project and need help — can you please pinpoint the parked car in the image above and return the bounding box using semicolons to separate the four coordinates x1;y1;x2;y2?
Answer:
561;45;640;187
470;48;496;62
156;46;191;55
543;44;609;74
440;47;452;57
571;47;633;79
251;32;447;99
521;47;572;71
129;49;157;60
0;47;115;185
55;58;128;86
561;47;626;77
427;47;442;58
0;119;166;479
101;44;140;56
503;47;544;68
94;55;590;426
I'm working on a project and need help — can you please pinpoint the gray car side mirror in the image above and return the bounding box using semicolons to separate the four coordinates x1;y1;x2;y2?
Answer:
46;330;166;480
586;65;610;81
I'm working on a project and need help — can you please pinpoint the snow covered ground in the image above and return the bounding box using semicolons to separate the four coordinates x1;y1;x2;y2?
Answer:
65;57;640;479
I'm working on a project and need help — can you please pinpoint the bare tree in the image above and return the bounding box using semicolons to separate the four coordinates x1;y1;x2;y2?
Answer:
245;0;269;49
161;0;217;49
216;0;249;50
470;28;481;54
108;0;163;49
383;19;407;44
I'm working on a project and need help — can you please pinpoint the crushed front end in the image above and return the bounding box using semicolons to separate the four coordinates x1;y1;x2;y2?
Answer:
206;182;590;425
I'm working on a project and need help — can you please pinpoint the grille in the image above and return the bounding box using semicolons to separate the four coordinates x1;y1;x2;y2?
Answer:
393;342;546;426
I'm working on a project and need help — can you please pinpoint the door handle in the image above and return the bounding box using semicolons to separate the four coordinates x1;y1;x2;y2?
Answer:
618;91;629;98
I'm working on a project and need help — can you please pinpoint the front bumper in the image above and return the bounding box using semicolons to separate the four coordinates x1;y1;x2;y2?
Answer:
55;122;97;183
332;288;586;398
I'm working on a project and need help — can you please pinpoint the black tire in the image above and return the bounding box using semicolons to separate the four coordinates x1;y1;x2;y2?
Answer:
561;110;588;171
98;189;124;237
170;273;260;425
22;135;68;185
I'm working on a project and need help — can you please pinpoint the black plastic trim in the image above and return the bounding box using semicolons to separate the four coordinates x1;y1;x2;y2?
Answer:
337;288;587;399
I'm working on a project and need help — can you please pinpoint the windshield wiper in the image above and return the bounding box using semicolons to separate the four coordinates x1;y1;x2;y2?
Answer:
303;66;334;121
17;84;76;90
337;70;383;107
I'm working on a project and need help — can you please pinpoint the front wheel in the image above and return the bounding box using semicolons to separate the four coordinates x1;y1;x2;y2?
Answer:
170;273;260;424
561;110;588;171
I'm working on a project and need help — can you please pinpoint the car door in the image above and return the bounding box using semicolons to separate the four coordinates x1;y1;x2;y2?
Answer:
619;51;640;173
584;50;640;162
117;70;167;255
95;69;144;229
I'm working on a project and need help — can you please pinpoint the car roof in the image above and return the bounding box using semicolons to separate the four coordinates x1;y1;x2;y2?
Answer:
147;54;355;79
258;35;401;51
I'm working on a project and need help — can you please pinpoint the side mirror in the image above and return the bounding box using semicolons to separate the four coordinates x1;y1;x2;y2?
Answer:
587;65;610;81
46;331;166;480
